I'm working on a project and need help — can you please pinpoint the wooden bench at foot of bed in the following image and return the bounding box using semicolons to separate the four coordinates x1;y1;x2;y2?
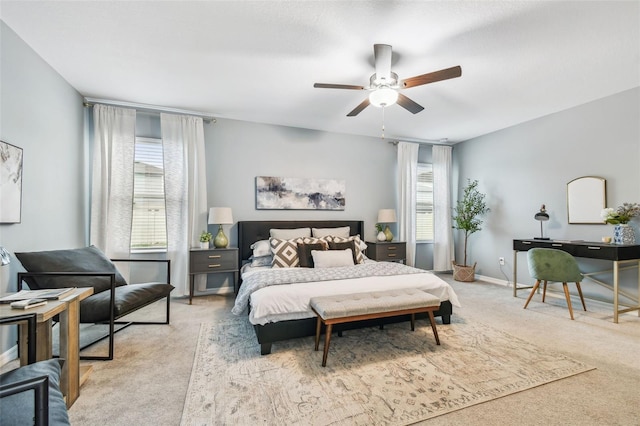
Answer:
310;288;441;367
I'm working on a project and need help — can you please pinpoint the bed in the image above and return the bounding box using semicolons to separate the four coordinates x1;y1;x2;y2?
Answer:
233;220;460;355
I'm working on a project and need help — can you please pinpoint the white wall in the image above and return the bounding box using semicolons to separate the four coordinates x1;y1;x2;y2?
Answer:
204;118;398;244
0;21;85;356
453;87;640;301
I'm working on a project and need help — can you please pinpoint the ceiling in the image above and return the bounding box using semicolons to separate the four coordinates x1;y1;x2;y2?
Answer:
1;1;638;144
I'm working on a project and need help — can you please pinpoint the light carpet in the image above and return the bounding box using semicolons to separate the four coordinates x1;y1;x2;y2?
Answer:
181;316;594;426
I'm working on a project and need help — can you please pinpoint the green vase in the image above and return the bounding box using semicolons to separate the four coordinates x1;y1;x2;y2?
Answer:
384;225;393;242
214;226;228;248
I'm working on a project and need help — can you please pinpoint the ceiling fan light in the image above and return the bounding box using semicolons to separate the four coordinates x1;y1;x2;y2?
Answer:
369;87;398;107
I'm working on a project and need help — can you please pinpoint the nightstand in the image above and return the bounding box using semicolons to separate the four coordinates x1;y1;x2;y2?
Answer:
189;247;239;304
366;241;406;263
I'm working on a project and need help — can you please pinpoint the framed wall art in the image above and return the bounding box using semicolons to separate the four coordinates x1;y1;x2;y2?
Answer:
256;176;345;210
0;140;23;223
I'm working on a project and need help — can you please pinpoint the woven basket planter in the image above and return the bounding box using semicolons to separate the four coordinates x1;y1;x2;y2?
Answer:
452;262;476;282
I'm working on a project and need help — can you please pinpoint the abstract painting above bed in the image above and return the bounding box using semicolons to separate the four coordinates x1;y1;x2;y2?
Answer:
255;176;346;210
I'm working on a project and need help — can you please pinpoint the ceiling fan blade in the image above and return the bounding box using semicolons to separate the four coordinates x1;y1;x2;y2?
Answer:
396;93;424;114
314;83;365;90
374;44;393;83
401;65;462;89
347;98;370;116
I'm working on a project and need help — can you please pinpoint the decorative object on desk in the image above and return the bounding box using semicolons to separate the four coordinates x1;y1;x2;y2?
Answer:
209;207;233;248
0;140;23;223
255;176;346;210
452;179;490;282
613;224;635;245
534;204;550;240
199;230;212;249
375;224;386;241
601;202;639;245
602;236;612;244
377;209;396;241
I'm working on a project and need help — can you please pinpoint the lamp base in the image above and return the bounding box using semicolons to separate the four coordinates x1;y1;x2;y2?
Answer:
533;237;550;240
214;226;229;248
384;225;393;242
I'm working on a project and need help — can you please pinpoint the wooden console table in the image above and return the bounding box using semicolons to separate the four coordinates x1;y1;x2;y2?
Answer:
0;287;94;407
513;239;640;323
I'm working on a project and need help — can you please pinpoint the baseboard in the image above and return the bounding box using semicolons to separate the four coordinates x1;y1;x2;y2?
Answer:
0;345;18;367
475;274;511;287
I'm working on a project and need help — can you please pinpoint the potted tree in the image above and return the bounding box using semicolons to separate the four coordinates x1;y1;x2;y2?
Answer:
452;179;490;282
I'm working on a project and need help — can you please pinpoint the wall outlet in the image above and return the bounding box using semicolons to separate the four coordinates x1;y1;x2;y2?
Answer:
499;257;505;265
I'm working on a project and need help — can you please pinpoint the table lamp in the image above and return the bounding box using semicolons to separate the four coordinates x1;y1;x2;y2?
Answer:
534;204;550;240
209;207;233;248
377;209;397;241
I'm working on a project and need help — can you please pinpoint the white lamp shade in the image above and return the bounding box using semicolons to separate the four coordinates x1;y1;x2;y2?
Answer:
369;87;398;107
208;207;233;225
377;209;397;223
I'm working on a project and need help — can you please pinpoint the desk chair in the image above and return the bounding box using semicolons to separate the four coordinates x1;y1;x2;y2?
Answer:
523;248;587;320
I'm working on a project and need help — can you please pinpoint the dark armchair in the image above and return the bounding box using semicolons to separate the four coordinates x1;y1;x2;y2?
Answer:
15;246;174;360
1;314;69;425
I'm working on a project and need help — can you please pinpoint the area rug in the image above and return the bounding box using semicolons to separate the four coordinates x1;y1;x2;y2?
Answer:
180;317;594;425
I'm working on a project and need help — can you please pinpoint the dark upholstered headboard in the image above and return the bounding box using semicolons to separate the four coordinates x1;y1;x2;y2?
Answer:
238;220;365;263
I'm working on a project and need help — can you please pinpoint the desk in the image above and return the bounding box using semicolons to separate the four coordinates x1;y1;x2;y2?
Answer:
513;239;640;323
0;287;93;407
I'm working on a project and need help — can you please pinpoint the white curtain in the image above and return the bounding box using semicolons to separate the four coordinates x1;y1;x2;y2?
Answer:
397;142;419;267
432;145;454;271
161;113;208;297
90;104;136;261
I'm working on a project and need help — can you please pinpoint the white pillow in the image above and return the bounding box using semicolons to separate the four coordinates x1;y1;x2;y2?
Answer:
269;227;311;239
311;226;351;238
311;249;355;268
250;240;271;257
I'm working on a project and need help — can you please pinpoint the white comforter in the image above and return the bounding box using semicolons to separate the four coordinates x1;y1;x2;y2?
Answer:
233;262;461;325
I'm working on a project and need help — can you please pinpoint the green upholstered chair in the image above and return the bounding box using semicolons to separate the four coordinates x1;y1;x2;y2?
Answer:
523;248;587;320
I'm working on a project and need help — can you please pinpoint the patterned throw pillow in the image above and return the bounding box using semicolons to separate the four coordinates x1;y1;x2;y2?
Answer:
329;235;365;264
270;237;303;268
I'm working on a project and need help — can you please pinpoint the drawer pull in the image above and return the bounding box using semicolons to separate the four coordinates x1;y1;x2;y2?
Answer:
388;246;397;250
208;264;221;268
208;255;221;259
387;254;397;257
523;241;532;245
551;243;563;247
587;246;601;250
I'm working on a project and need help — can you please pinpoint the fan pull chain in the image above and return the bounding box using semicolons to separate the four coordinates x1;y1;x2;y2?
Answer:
381;106;386;140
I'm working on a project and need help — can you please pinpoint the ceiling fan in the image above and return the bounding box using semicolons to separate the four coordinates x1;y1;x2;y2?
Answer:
314;44;462;117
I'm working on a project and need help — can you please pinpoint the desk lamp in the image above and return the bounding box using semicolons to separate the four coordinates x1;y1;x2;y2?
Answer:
534;204;550;240
209;207;233;248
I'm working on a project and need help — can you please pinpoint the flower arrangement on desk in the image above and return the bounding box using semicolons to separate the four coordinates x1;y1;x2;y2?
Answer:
601;203;640;225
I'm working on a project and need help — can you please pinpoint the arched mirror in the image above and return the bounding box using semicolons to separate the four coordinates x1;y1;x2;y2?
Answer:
567;176;606;224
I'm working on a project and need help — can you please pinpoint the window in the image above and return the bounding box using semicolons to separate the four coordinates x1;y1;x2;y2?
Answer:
416;163;434;241
131;137;167;250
